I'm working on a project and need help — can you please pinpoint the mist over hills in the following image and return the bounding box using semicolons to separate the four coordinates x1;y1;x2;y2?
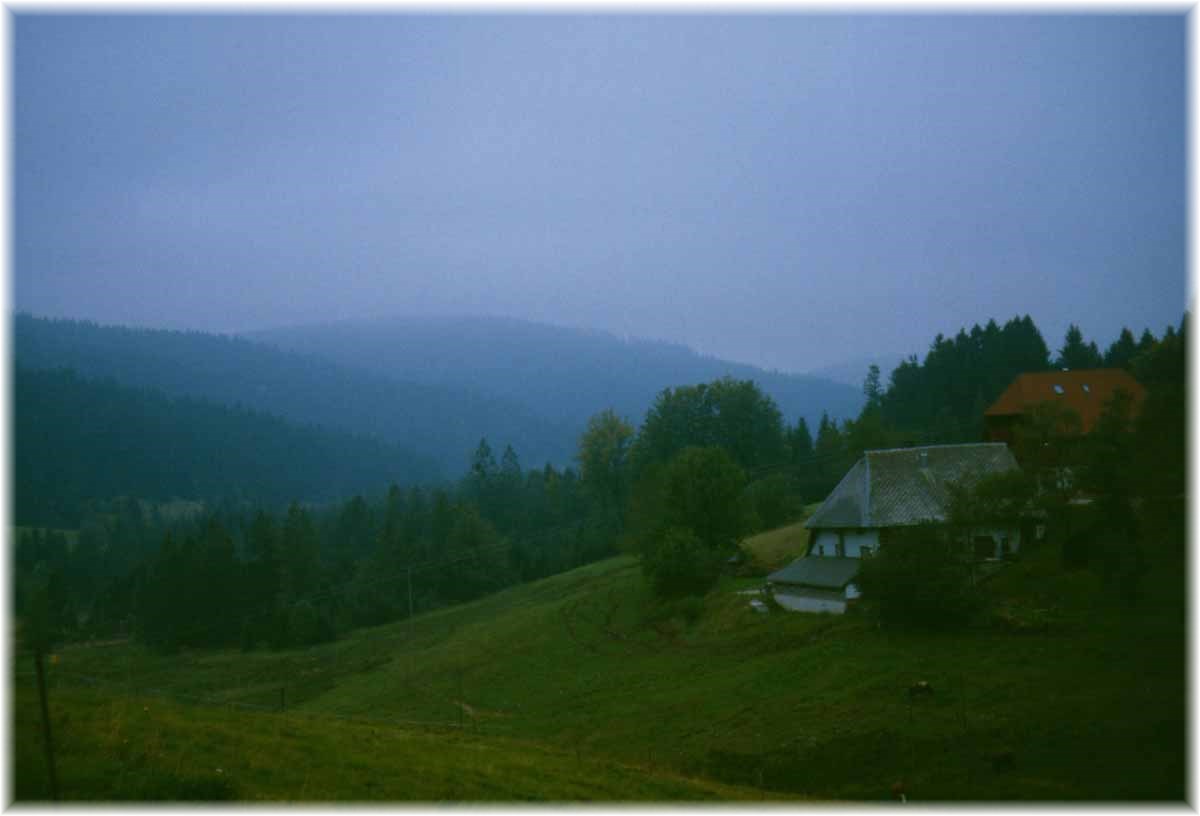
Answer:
805;353;910;390
14;314;575;475
248;315;864;434
15;314;863;484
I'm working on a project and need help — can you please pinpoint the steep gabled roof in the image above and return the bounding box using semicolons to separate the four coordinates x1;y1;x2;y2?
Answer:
804;443;1019;529
984;369;1146;433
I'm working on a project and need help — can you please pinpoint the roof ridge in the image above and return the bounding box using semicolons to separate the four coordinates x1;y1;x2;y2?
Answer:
866;442;1008;456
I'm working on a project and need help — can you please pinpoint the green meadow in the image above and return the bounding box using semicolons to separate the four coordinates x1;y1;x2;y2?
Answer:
741;511;817;572
14;534;1185;802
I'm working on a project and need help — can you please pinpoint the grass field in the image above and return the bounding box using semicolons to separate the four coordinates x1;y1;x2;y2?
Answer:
14;528;1186;802
741;510;817;572
12;683;768;801
14;526;80;548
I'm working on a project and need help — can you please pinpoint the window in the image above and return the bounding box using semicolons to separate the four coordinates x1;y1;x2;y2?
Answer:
836;534;846;558
973;535;996;560
817;545;825;557
1082;383;1091;393
1053;384;1064;395
860;545;874;558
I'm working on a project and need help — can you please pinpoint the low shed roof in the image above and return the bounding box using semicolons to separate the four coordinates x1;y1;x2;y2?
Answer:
767;557;860;589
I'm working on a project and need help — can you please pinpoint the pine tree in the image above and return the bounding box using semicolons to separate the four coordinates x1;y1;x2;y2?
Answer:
788;417;814;463
471;438;497;482
1056;324;1103;370
1104;327;1139;370
863;364;883;409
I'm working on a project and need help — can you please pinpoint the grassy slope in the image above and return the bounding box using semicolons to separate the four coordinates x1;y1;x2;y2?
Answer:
18;536;1186;802
14;526;80;548
12;684;763;802
741;514;814;572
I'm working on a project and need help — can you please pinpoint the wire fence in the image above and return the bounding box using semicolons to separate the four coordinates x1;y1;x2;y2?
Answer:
19;668;471;732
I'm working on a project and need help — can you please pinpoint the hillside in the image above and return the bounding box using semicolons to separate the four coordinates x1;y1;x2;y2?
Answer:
23;535;1184;802
248;314;865;435
14;367;439;525
741;515;815;572
14;314;579;474
13;682;763;801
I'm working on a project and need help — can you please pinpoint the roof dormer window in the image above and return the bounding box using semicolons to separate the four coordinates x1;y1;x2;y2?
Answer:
1053;384;1065;395
1082;384;1091;393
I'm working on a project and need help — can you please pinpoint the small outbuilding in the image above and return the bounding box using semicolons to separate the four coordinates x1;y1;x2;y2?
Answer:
766;557;861;614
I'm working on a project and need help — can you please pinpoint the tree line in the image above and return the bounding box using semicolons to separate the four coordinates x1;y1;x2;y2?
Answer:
17;447;610;651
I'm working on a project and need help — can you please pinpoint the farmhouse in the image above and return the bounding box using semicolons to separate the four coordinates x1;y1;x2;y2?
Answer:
767;443;1021;612
983;368;1146;447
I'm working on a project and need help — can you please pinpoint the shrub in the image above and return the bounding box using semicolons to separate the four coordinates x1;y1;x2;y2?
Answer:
642;593;706;627
631;446;746;598
641;527;723;598
856;524;983;628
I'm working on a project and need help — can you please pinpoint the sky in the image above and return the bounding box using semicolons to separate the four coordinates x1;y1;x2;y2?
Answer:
13;13;1188;374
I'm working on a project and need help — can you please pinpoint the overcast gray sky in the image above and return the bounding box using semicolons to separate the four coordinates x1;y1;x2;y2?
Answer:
15;13;1187;373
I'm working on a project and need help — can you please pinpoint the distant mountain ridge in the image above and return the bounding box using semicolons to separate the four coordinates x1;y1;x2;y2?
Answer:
248;314;864;435
15;313;863;480
805;353;911;389
14;314;577;475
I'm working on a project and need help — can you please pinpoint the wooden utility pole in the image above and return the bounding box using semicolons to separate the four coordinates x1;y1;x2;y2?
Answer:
34;651;59;801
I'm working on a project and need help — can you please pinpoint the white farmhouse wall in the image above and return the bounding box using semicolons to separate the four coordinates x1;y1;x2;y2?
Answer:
811;530;838;557
968;526;1021;558
842;530;879;558
810;529;879;558
773;589;847;614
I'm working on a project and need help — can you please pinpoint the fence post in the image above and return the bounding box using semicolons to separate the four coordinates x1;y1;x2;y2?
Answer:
407;568;414;619
34;650;59;801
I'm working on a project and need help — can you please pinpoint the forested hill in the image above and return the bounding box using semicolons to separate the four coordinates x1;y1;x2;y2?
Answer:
14;314;580;474
248;315;865;433
14;367;439;526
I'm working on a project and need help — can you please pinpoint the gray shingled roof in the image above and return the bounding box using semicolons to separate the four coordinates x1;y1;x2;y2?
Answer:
767;557;860;589
804;443;1019;530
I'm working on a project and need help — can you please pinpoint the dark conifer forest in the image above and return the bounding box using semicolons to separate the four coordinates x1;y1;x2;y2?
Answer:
14;366;439;526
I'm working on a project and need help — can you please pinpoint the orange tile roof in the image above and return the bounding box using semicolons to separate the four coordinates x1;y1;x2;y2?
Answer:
984;369;1146;432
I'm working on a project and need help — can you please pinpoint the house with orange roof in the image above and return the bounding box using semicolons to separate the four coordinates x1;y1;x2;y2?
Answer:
983;369;1146;447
